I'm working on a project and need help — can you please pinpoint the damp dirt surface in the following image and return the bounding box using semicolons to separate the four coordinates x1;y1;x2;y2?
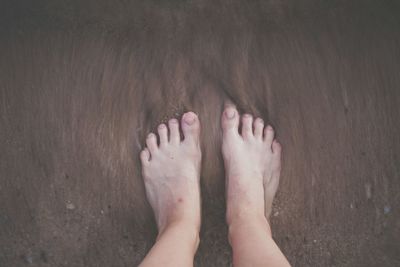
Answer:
1;1;400;266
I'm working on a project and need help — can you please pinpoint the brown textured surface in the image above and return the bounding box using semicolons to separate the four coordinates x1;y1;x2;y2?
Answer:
1;0;400;266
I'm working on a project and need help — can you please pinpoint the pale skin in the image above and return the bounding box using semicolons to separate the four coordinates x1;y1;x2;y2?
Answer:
139;105;290;267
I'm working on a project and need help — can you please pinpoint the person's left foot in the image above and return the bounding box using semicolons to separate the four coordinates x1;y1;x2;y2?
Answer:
221;104;282;223
140;112;202;235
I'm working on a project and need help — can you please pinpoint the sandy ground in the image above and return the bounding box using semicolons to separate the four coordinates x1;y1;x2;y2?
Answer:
1;1;399;266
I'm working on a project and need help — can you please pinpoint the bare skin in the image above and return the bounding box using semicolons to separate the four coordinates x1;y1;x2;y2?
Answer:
221;103;290;267
139;112;201;267
139;107;289;266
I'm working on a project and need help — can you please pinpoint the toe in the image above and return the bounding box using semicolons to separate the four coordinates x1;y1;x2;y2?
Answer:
181;112;200;144
140;148;150;165
264;140;282;218
253;118;264;139
168;118;180;145
146;133;158;153
157;124;168;146
264;125;275;146
271;140;282;170
241;114;253;139
221;104;239;135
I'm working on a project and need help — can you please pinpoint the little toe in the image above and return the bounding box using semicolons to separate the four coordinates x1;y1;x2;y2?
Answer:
264;125;275;147
264;140;282;219
221;104;239;132
253;118;264;139
140;148;150;165
181;111;200;144
168;118;180;145
146;133;158;153
157;124;168;146
241;114;254;139
271;140;282;171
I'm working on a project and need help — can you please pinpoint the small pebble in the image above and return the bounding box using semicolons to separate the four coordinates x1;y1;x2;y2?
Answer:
100;210;104;215
24;254;33;264
66;203;75;210
350;203;354;209
384;205;391;214
273;211;279;217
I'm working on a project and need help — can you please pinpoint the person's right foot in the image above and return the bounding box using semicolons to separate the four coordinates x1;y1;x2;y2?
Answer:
140;112;202;236
221;103;282;224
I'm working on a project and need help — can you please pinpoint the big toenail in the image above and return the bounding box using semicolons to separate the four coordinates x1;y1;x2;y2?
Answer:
225;109;235;119
184;115;195;125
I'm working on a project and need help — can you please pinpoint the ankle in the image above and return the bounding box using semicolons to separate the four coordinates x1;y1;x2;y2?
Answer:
227;206;261;224
226;197;265;226
227;212;271;240
160;219;200;254
157;199;201;236
227;208;265;224
158;218;200;244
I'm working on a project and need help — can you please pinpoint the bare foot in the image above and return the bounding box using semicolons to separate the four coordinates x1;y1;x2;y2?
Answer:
140;112;202;236
221;104;282;224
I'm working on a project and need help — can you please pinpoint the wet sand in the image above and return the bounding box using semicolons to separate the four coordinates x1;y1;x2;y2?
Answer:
1;1;399;266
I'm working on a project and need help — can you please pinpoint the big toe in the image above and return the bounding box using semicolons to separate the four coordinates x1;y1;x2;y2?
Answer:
221;104;239;134
181;111;200;144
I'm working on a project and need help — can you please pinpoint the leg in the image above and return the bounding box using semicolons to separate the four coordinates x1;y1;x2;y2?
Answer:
139;112;202;267
221;104;290;267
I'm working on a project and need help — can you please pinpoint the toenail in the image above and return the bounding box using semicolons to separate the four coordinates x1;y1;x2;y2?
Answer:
266;125;273;131
258;119;264;124
225;109;235;119
158;124;166;129
243;114;251;118
170;119;178;124
184;114;195;125
147;133;155;139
